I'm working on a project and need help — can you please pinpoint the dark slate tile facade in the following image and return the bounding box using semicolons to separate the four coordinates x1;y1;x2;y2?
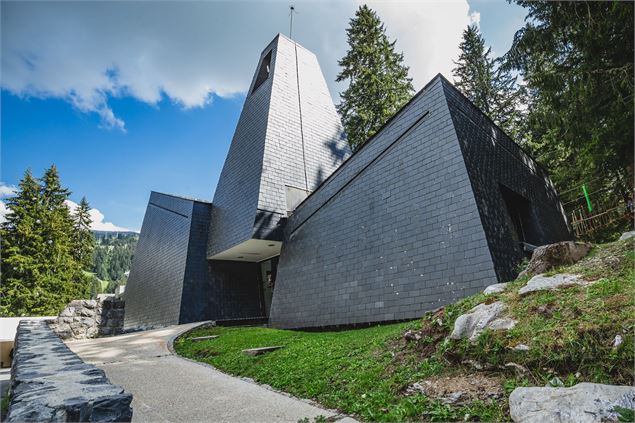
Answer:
124;192;199;329
442;78;572;281
126;192;266;329
268;75;571;329
207;34;349;258
205;39;273;256
126;35;571;331
269;76;499;329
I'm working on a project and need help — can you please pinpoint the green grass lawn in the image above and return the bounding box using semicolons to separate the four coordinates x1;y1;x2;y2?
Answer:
174;239;634;422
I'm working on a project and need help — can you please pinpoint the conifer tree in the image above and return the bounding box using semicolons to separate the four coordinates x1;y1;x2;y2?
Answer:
337;5;414;150
504;1;633;198
452;24;523;139
1;166;90;316
40;165;89;311
73;197;95;271
0;169;45;315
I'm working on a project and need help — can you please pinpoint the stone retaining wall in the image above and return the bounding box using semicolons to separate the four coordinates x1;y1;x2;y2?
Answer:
6;320;132;422
50;297;125;340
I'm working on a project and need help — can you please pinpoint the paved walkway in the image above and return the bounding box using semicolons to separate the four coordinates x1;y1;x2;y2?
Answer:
67;323;347;423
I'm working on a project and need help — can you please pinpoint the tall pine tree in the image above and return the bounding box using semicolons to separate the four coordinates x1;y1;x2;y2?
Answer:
337;5;414;150
452;24;523;139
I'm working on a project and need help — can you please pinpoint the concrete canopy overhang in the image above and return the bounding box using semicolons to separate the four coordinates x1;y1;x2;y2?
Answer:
208;239;282;262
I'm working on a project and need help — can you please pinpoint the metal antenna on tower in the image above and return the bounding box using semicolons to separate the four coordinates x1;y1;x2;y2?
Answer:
289;5;297;39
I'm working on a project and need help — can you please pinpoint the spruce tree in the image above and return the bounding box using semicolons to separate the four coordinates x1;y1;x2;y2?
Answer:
504;1;634;200
337;5;414;150
73;197;95;271
40;165;89;311
452;24;523;139
1;166;91;316
0;169;45;315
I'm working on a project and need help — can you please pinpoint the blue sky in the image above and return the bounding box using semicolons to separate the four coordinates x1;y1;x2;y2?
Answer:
1;0;527;231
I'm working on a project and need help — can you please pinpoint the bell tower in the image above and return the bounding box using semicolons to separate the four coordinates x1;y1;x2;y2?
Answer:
207;34;350;262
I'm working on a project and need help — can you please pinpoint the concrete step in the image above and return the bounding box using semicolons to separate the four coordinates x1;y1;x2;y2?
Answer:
242;346;283;356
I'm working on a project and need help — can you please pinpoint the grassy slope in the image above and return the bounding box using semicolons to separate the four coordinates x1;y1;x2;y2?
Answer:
175;240;634;422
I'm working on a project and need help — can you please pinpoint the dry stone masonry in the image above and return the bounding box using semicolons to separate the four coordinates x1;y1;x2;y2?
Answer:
6;320;132;422
50;297;125;340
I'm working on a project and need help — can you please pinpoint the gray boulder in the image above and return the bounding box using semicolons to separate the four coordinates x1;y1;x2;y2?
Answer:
519;241;592;278
619;231;635;241
519;273;586;296
483;282;508;295
509;383;635;423
449;302;517;342
488;317;517;331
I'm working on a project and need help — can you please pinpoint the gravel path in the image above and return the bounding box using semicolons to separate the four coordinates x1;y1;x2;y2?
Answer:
67;323;346;423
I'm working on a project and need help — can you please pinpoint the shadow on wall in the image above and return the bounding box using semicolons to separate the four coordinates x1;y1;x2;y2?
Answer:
310;132;350;190
314;167;325;189
326;133;350;166
253;210;287;240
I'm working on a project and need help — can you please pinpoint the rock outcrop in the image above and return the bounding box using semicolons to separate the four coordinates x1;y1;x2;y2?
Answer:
483;282;508;295
50;297;125;340
509;382;635;423
449;302;517;342
6;320;132;422
518;274;587;296
519;241;592;278
619;231;635;241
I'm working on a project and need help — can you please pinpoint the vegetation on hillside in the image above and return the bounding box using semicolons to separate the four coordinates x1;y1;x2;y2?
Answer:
337;5;414;151
450;1;634;241
175;239;634;422
92;232;138;293
505;1;634;200
1;166;95;316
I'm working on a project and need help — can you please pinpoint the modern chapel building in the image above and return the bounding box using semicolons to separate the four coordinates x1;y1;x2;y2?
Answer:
124;34;571;330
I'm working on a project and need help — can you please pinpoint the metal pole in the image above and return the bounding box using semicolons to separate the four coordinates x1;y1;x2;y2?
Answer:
289;5;295;39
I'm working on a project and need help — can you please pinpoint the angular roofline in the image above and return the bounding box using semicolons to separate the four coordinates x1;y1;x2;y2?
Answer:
436;73;551;176
258;33;317;57
292;73;552;215
291;73;445;213
151;191;212;204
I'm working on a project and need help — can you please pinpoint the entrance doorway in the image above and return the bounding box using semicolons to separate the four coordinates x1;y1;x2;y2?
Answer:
499;184;538;245
259;257;278;317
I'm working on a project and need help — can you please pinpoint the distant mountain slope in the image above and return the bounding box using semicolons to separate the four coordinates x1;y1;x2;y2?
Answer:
93;230;139;240
93;232;138;293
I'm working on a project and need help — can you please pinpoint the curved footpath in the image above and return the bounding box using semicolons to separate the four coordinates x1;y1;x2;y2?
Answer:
67;323;354;423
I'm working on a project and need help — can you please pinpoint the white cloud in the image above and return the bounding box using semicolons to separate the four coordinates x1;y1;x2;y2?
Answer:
0;201;10;224
2;1;475;129
364;0;478;88
0;183;18;198
65;200;131;232
0;182;130;230
0;183;17;223
470;11;481;27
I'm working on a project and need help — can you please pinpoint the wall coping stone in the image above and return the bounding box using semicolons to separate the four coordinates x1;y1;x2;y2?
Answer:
6;320;132;422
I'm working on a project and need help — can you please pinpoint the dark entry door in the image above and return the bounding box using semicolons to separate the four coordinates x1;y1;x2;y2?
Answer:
259;257;278;316
499;184;538;245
